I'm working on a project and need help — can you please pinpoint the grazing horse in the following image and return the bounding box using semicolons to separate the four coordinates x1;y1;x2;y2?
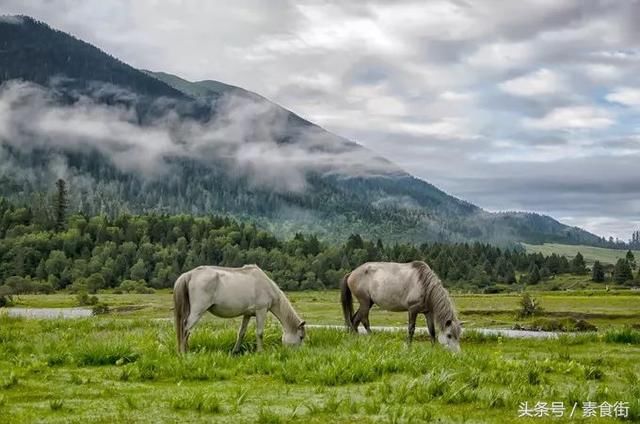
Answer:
173;265;305;354
341;261;462;352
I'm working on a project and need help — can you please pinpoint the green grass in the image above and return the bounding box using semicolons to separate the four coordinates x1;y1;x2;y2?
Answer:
523;243;640;265
0;315;639;423
8;289;640;330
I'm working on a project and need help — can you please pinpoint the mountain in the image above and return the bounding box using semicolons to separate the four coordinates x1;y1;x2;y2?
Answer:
0;15;606;246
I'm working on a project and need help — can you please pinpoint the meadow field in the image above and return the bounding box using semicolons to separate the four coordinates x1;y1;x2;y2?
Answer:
1;290;640;423
8;289;640;329
523;243;640;266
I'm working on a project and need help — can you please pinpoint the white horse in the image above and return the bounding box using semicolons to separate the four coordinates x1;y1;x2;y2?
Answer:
174;265;305;354
341;261;462;352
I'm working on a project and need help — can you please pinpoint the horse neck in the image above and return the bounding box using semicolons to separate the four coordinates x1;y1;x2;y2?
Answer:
428;280;456;330
270;288;301;333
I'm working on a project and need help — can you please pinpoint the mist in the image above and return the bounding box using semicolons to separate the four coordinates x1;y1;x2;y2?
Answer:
0;79;401;192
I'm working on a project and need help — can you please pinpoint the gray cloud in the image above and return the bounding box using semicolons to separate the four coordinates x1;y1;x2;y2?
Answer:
0;80;398;192
1;1;639;238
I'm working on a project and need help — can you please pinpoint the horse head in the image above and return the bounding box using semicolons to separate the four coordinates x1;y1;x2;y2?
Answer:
439;319;462;353
282;320;306;347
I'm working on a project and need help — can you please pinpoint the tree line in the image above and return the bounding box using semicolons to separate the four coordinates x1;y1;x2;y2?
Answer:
1;190;639;298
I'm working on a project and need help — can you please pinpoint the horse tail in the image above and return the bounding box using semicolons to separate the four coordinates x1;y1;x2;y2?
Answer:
340;272;354;331
173;272;191;354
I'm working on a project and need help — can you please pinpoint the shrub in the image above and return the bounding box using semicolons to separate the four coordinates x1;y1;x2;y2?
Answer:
76;291;99;306
483;285;505;294
68;278;89;294
517;293;543;318
92;303;110;315
574;319;597;332
117;280;155;294
0;285;14;308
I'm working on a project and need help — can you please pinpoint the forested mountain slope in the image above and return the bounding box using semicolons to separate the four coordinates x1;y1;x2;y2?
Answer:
0;15;605;246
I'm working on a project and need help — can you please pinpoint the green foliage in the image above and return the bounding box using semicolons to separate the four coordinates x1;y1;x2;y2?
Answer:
0;196;632;295
527;264;541;284
517;293;543;318
571;252;587;275
91;303;110;315
626;250;636;270
613;258;634;284
1;197;593;293
76;291;98;306
54;179;68;233
592;260;605;282
604;328;640;344
117;280;155;294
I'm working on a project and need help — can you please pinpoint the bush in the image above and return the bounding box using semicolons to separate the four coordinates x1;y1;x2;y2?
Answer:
92;303;110;315
523;318;597;332
117;280;155;294
0;285;14;307
517;293;543;318
574;319;597;332
76;291;99;306
68;279;88;294
483;285;505;294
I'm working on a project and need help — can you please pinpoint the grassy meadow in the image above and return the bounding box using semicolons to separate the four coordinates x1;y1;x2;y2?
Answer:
523;243;640;266
1;289;640;422
8;289;640;329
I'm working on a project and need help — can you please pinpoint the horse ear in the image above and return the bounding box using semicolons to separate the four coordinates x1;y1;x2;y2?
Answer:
445;319;452;327
299;320;306;328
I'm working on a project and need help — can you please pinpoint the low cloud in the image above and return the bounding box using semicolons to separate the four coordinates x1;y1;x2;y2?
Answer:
0;80;400;192
0;14;23;24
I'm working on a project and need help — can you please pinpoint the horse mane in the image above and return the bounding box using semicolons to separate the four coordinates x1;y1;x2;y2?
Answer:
411;261;459;336
274;289;303;330
255;267;303;331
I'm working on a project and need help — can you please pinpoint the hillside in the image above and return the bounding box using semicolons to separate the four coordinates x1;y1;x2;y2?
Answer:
524;243;640;266
0;15;605;246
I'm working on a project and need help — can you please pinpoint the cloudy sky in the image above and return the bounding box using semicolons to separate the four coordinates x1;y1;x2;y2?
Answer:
2;0;639;239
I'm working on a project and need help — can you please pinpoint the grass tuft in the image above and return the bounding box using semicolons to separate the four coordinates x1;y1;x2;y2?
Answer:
49;399;64;411
1;373;19;389
170;391;222;414
604;328;640;344
75;342;138;366
257;408;284;424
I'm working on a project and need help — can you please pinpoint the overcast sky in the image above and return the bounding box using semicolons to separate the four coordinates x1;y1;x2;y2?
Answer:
2;0;639;239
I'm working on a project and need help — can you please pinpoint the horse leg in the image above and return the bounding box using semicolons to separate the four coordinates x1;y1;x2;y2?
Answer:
425;311;436;345
351;307;363;333
360;301;373;334
406;307;419;345
183;305;208;352
232;315;251;354
255;308;267;352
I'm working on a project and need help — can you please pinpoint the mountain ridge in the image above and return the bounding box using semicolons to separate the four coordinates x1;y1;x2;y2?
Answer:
0;15;607;246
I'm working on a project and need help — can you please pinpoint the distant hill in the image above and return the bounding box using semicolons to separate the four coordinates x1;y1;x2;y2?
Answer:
524;243;640;265
0;15;607;246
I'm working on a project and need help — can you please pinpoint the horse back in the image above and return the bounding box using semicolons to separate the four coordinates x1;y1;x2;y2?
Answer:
187;266;277;317
349;262;424;311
